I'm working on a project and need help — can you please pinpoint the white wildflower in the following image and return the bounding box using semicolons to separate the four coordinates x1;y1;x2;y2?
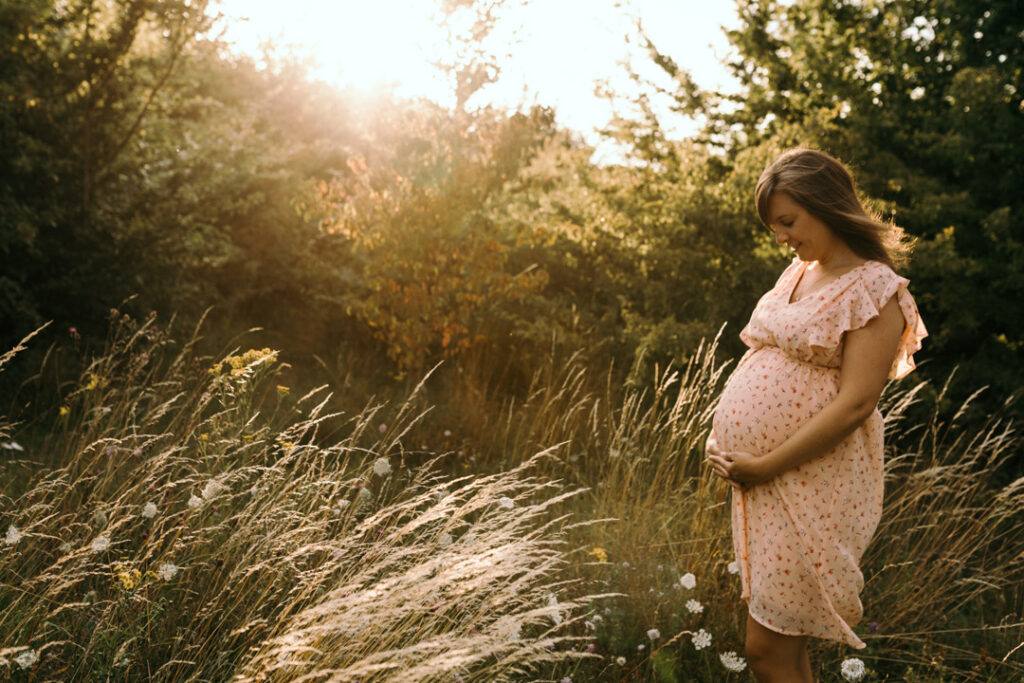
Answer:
498;496;514;509
560;677;571;683
547;593;563;625
719;651;747;672
201;480;224;500
609;448;620;458
686;599;704;614
841;657;866;681
1;441;24;451
141;502;158;519
680;572;696;589
187;494;203;509
692;628;712;650
439;532;453;547
647;628;660;641
14;648;38;669
373;457;391;476
585;620;595;631
90;535;110;553
157;562;179;581
727;560;740;575
358;487;372;501
4;524;22;545
592;614;603;623
616;656;626;665
502;621;521;641
59;541;72;553
443;429;452;437
637;643;645;651
335;499;350;512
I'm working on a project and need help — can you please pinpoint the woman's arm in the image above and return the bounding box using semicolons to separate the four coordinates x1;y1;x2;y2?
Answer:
707;294;906;486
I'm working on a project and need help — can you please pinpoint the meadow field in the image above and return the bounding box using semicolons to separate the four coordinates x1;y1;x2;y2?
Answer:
1;313;1020;681
3;0;1023;679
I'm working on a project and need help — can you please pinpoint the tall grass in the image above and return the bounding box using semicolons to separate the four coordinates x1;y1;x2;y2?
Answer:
1;313;1022;681
0;315;601;680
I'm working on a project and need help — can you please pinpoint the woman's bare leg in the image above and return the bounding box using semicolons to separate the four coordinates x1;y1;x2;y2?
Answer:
799;639;815;682
744;613;814;683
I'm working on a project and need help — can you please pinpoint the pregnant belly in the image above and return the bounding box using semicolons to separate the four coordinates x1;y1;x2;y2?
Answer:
712;346;839;455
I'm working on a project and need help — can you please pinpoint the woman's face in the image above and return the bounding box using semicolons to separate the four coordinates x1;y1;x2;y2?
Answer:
766;192;841;263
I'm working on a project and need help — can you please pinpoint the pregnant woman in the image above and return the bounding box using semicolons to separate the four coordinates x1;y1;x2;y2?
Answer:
705;148;928;682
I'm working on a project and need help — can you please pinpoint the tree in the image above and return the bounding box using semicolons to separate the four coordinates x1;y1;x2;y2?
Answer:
638;0;1024;421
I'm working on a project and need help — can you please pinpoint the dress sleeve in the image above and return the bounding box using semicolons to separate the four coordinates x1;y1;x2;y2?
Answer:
806;263;928;380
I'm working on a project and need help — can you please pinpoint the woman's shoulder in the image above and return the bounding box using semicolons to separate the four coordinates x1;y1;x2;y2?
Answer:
851;259;911;301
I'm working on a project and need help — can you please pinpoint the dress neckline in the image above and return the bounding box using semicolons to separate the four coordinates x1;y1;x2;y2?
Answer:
786;259;874;306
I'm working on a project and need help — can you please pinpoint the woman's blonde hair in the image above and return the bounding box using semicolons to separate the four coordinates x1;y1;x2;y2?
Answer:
754;148;913;270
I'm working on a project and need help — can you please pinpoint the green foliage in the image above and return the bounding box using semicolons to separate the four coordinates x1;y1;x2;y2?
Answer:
0;0;218;337
299;104;556;376
703;0;1024;418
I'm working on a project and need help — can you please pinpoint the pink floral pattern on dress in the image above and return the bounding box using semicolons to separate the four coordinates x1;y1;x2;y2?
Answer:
708;257;928;649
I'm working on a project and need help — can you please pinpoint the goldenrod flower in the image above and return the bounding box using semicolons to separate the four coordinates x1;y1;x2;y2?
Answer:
588;546;608;563
84;373;106;391
113;563;141;591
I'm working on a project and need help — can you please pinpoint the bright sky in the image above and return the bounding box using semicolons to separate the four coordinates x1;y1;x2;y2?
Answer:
213;0;741;160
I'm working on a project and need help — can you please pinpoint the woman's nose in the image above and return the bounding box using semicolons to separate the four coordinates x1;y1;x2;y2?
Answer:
774;231;788;245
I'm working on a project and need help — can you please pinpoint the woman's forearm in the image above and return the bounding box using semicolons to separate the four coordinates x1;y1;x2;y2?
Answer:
759;397;874;479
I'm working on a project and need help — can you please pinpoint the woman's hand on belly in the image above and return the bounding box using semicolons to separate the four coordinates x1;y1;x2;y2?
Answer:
706;442;775;488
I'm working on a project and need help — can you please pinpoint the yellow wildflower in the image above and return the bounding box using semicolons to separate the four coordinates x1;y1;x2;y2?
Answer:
84;373;107;391
276;385;290;395
112;563;142;591
588;546;608;563
198;433;209;442
208;362;223;376
59;405;70;416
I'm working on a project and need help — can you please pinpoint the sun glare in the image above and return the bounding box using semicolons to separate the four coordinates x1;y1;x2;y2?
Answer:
218;0;454;104
214;0;740;153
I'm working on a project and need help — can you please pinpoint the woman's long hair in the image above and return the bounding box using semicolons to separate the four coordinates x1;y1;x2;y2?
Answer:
754;148;914;270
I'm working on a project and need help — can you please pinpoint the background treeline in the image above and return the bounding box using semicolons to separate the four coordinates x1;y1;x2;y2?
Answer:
2;0;1022;440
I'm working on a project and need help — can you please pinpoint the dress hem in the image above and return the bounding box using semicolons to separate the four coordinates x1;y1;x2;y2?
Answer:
744;603;867;650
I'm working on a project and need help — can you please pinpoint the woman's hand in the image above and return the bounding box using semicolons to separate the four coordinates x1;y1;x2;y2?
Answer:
706;442;775;488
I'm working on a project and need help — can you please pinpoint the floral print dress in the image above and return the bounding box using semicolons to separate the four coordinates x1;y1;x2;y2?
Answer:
708;257;928;648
